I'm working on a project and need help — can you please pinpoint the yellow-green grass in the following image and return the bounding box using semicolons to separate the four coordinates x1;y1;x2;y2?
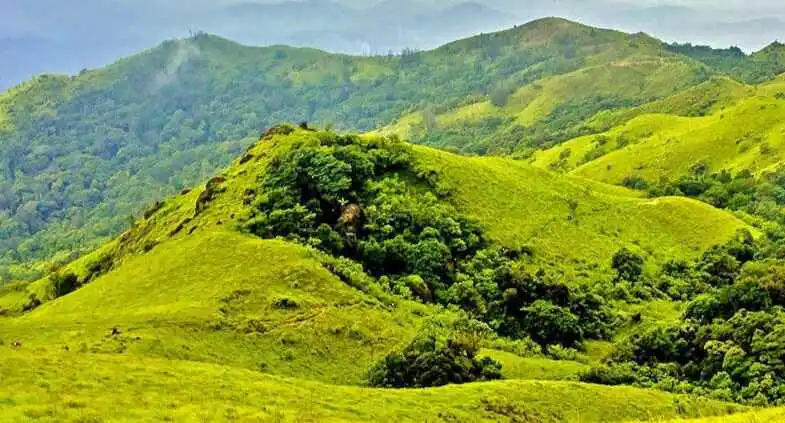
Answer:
107;127;749;283
0;348;745;423
414;145;750;280
381;56;704;151
637;408;785;422
480;349;590;381
514;59;701;127
0;230;431;386
584;77;754;134
533;83;785;184
578;97;785;183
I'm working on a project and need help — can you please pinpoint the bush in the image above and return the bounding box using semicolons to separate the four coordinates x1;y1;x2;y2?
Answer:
522;300;582;350
612;248;644;282
368;336;502;388
51;272;79;298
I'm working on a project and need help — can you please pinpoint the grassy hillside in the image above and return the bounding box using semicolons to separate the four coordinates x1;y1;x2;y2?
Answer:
0;128;750;310
414;145;749;280
0;348;744;423
652;408;785;422
0;17;747;283
0;127;757;421
0;231;437;385
531;76;785;185
384;55;707;155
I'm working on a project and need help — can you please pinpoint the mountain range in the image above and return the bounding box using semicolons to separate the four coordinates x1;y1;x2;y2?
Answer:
2;0;784;90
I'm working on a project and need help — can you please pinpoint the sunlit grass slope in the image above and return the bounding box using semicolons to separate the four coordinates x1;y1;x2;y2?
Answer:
383;56;708;154
0;128;750;312
533;77;785;184
0;230;432;385
0;348;745;423
639;408;785;423
415;146;750;279
0;128;756;421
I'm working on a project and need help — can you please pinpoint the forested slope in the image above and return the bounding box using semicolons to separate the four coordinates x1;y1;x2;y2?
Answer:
1;17;772;283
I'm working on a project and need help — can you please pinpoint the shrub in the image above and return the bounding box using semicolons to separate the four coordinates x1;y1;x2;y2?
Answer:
522;300;583;350
51;272;79;298
612;248;644;282
368;336;502;388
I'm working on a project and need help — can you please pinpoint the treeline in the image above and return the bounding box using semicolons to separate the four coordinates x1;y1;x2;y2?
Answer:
583;231;785;405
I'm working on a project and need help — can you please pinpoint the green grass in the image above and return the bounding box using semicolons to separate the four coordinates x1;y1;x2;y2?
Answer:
0;348;745;423
532;77;785;184
414;145;750;281
0;230;436;386
479;349;590;381
640;408;785;422
0;128;759;421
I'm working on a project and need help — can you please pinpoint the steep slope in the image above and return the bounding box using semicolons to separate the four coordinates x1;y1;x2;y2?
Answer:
0;18;720;282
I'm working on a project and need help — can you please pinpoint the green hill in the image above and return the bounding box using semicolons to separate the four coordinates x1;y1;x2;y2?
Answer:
0;127;753;421
530;75;785;185
1;17;764;283
413;145;749;280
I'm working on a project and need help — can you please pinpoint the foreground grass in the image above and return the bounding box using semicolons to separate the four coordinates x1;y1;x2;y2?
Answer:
0;348;745;423
637;408;785;422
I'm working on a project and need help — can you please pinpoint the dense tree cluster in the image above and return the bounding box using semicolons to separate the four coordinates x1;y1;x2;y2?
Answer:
582;233;785;405
245;131;616;351
368;336;502;388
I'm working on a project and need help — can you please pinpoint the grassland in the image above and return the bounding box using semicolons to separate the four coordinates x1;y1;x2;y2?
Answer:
0;230;440;385
414;145;750;280
0;128;761;420
0;348;746;423
645;408;785;423
530;76;785;185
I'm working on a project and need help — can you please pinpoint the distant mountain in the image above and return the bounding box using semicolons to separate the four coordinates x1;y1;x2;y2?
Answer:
4;0;784;91
0;0;517;90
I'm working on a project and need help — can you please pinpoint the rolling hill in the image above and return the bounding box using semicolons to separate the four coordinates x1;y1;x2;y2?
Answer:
530;74;785;185
4;17;780;283
0;349;745;422
0;127;753;421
